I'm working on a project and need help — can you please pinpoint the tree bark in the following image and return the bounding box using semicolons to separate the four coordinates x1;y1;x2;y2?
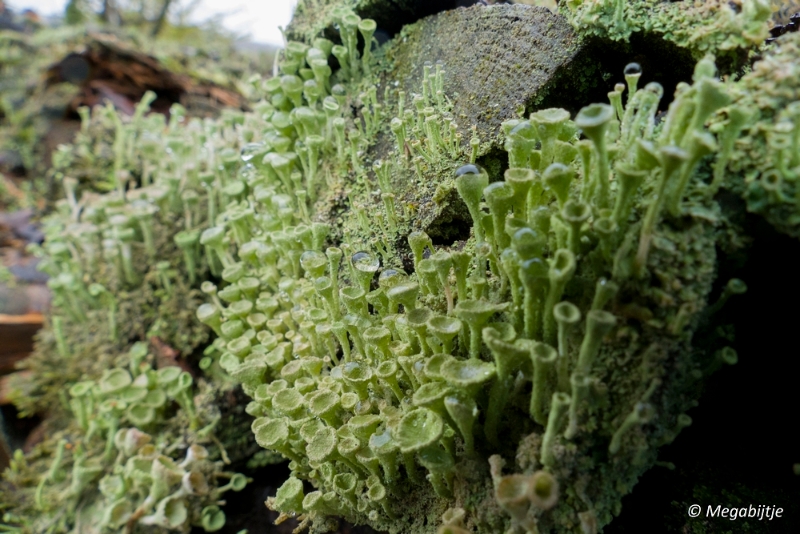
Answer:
151;0;175;37
101;0;121;27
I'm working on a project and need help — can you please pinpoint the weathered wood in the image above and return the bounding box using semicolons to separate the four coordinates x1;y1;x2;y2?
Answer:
0;314;42;376
45;34;250;117
0;284;49;316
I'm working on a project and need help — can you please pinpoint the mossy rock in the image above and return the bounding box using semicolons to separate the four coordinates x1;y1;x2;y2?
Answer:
385;5;582;152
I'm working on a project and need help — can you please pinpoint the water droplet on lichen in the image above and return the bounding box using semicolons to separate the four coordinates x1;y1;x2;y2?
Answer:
300;250;326;272
352;251;380;273
240;142;264;162
644;82;664;99
372;429;391;447
455;164;484;177
624;62;642;76
510;121;535;138
237;163;255;181
378;268;405;288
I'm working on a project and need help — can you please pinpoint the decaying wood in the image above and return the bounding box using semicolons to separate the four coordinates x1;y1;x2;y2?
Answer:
45;33;249;117
0;314;43;376
149;335;194;376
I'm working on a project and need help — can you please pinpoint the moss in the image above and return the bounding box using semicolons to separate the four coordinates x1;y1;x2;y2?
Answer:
711;32;800;239
286;0;457;45
560;0;770;64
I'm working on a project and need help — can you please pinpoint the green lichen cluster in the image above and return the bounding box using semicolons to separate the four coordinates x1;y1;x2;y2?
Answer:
2;2;798;534
9;96;213;419
711;32;800;238
189;13;748;534
3;346;247;532
1;93;251;532
561;0;771;59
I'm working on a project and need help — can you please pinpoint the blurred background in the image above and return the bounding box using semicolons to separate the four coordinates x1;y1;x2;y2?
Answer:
5;0;297;46
0;1;300;409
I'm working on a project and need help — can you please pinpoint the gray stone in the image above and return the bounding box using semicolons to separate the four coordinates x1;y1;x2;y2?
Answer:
384;4;582;151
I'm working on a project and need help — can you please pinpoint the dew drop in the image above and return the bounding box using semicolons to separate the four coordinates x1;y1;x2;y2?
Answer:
455;163;484;177
240;142;265;163
272;194;293;210
475;241;493;258
644;82;664;100
237;163;255;181
510;121;535;138
378;268;405;288
624;62;642;76
372;429;391;447
352;251;380;273
344;361;362;374
300;250;326;272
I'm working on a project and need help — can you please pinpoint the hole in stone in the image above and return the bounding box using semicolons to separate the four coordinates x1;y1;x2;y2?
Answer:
425;187;472;247
534;33;697;116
